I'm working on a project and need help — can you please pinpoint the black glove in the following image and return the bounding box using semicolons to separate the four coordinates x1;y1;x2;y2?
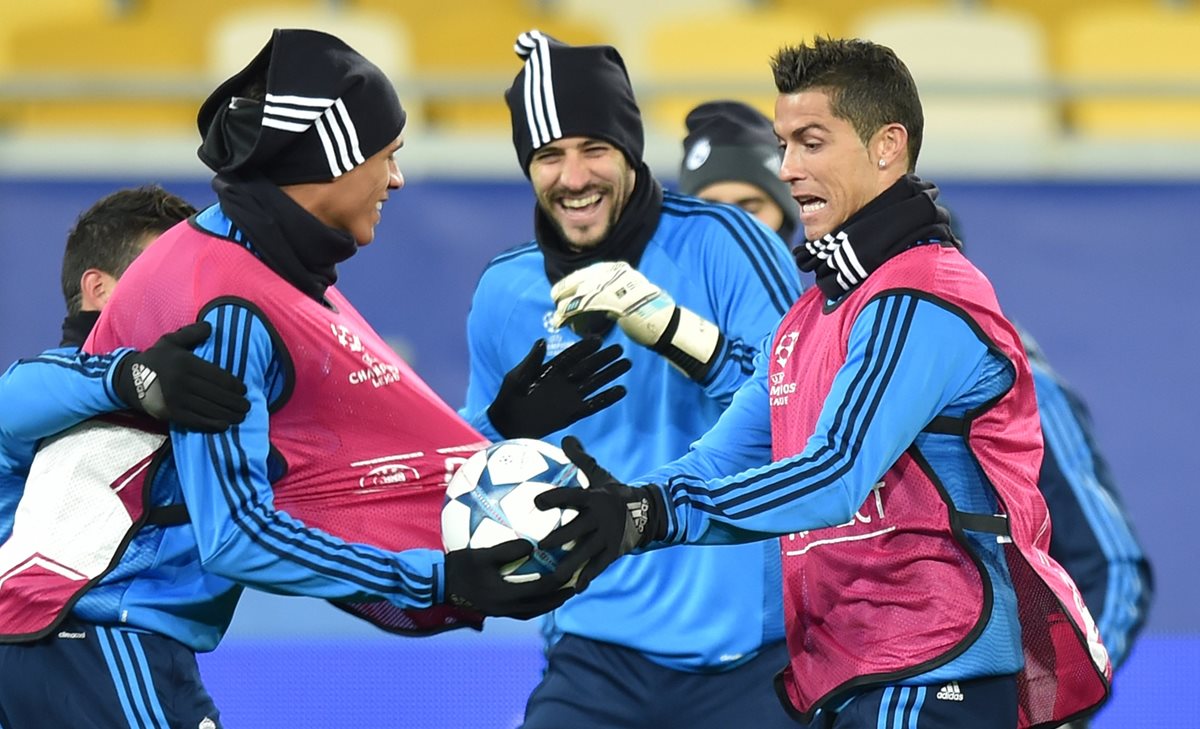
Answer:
443;538;585;620
534;436;666;591
486;338;631;439
114;322;250;433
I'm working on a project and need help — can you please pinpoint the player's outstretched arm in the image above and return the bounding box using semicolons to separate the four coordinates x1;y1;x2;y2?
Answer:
0;321;249;443
486;337;630;439
551;262;722;381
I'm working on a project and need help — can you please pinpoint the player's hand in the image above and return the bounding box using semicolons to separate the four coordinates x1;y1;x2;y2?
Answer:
114;322;250;432
550;261;721;380
487;337;630;439
534;436;665;590
443;538;584;620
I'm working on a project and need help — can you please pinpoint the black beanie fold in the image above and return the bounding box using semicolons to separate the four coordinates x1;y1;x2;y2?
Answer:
197;28;405;185
505;30;644;174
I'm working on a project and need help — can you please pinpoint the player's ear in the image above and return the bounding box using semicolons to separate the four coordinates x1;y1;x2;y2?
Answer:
80;268;118;311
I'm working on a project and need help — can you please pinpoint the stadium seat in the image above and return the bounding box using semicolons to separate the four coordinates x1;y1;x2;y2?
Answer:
549;0;746;70
851;7;1059;164
374;5;609;133
1;12;209;130
206;6;413;115
985;0;1160;60
770;0;943;38
1059;7;1200;138
641;9;835;138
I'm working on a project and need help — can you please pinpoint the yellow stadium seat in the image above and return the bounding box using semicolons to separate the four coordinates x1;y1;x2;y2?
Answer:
549;0;743;70
770;0;943;38
1060;7;1200;138
385;6;609;133
852;7;1059;164
985;0;1160;65
207;7;414;123
1;13;208;130
641;10;835;137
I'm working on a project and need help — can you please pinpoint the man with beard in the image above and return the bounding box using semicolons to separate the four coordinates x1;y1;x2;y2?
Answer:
460;31;802;729
540;37;1113;729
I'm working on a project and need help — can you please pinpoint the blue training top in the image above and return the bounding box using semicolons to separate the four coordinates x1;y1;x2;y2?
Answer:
461;192;802;671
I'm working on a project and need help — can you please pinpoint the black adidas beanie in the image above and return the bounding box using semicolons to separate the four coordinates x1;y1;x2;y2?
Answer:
197;28;406;185
679;101;798;237
504;30;644;176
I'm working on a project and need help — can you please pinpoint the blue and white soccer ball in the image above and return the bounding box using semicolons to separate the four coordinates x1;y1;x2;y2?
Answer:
442;438;589;583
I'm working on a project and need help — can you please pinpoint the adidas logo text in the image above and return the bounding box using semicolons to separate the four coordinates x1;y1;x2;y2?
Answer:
936;682;964;701
131;363;158;401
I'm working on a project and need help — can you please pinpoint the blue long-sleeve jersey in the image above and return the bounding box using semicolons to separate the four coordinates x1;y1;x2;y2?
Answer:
1024;334;1152;668
0;347;131;541
1;207;444;650
644;292;1028;684
462;192;802;671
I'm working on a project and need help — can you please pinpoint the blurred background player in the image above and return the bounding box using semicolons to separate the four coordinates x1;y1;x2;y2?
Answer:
1021;331;1153;729
540;36;1112;729
460;31;802;729
677;100;799;246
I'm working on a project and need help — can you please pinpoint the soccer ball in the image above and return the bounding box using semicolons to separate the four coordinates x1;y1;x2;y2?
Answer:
442;438;589;583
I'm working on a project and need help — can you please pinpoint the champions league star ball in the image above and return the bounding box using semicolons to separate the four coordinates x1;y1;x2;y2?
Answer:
442;438;589;583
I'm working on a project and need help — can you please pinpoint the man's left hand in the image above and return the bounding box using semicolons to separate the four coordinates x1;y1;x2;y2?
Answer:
487;338;630;439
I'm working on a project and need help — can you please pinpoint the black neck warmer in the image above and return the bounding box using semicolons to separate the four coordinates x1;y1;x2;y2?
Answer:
795;174;957;300
538;163;663;284
213;174;359;304
60;310;100;348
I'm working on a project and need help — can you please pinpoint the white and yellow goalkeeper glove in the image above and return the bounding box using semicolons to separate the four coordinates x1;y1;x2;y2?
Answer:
550;261;722;380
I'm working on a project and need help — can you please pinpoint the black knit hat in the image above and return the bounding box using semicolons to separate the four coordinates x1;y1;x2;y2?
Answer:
505;30;644;176
197;28;406;185
679;101;797;237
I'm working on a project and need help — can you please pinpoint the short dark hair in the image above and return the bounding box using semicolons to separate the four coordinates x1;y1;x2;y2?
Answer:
771;37;924;171
60;185;196;315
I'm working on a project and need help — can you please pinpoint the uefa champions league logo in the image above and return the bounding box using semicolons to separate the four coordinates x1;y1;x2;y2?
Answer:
774;331;799;368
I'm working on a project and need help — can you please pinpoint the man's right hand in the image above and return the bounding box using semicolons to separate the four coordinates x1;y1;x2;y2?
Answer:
114;321;250;432
534;436;666;590
443;539;584;620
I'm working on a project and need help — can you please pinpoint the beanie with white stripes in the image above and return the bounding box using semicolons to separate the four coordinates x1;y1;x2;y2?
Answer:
197;28;405;185
505;30;644;176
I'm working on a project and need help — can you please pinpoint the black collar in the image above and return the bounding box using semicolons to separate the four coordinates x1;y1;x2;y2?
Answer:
60;310;100;348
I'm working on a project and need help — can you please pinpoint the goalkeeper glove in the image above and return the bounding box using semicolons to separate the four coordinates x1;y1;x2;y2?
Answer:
550;261;722;380
487;337;630;439
534;436;666;590
114;322;250;432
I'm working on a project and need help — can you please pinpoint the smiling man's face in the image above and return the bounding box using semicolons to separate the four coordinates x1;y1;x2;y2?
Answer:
529;137;636;250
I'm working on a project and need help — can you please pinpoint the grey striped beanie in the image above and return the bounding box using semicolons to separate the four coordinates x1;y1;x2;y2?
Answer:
504;30;644;176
